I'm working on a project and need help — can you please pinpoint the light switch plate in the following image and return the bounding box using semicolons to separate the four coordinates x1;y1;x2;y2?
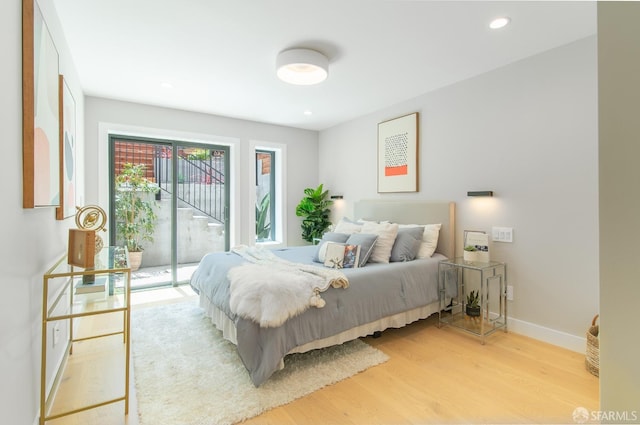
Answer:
492;226;513;242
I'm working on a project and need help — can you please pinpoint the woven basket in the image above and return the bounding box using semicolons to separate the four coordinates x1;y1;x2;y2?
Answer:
585;314;599;377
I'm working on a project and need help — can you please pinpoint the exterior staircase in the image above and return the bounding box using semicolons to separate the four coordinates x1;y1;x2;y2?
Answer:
140;198;225;267
113;140;224;224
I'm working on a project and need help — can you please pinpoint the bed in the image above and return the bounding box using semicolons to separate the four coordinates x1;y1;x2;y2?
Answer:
190;200;455;386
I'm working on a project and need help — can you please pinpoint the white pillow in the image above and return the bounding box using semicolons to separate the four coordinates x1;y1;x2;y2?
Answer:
334;217;363;234
399;223;442;258
361;221;399;263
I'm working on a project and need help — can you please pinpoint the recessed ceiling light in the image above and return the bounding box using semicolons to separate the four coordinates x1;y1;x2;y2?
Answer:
489;16;511;30
303;110;313;116
276;48;329;85
160;81;174;89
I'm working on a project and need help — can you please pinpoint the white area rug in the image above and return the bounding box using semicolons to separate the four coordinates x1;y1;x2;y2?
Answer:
131;301;389;425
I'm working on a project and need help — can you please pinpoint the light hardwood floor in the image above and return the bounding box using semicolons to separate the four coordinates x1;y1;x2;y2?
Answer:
47;287;599;425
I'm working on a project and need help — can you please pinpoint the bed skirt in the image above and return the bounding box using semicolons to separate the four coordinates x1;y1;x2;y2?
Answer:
198;294;440;354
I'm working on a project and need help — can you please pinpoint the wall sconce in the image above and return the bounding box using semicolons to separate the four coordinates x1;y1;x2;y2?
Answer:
467;191;494;197
330;195;344;200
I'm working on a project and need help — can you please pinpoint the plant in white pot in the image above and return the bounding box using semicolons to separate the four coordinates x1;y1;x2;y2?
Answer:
463;245;481;262
114;163;160;271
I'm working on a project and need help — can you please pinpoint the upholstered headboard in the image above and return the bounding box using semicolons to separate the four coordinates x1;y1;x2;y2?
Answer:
353;200;456;260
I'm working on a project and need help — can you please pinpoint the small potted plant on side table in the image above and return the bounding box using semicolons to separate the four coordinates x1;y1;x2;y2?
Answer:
466;290;481;317
464;245;482;262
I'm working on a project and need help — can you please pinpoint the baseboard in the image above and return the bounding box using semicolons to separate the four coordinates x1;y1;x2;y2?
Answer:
506;315;587;354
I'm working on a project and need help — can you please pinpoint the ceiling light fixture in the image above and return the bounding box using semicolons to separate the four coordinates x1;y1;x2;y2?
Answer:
276;48;328;85
489;16;511;30
160;81;174;89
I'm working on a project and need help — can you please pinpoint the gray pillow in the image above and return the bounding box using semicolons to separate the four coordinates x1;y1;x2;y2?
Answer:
390;226;424;262
313;232;350;262
345;233;378;266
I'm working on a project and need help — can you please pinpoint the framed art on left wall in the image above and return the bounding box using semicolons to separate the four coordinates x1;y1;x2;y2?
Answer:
56;75;77;220
22;0;61;208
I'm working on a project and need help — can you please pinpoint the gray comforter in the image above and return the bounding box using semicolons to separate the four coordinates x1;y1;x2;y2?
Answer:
190;245;444;386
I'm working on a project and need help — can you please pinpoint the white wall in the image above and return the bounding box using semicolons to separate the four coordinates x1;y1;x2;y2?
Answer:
1;3;317;423
598;2;640;416
0;0;85;424
83;97;319;248
320;36;599;348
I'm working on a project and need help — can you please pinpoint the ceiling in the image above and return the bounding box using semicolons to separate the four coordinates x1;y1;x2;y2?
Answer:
52;0;596;131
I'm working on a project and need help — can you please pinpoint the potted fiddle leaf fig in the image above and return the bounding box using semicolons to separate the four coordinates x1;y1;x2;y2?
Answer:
295;184;333;243
114;163;160;270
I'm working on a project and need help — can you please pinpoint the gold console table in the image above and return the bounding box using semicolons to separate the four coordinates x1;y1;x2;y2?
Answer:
40;246;130;424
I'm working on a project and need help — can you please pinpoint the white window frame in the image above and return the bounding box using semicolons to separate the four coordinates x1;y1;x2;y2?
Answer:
249;140;286;247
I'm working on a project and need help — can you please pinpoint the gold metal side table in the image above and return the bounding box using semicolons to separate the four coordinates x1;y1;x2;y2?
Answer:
40;246;130;425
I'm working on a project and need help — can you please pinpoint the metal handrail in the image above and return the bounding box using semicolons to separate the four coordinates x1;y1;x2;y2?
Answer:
154;148;225;224
113;143;226;224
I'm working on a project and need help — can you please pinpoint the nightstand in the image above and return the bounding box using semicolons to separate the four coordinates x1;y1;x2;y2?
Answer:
438;257;507;344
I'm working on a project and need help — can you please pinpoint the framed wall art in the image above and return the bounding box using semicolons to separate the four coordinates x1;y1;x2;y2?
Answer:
377;112;419;193
463;230;490;262
22;0;61;208
56;75;77;220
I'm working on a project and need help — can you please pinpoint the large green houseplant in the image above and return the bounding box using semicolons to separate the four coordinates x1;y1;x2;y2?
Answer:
295;184;333;243
114;163;160;270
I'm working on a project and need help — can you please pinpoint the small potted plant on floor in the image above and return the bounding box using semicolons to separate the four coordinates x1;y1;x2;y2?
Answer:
466;290;481;317
114;163;160;271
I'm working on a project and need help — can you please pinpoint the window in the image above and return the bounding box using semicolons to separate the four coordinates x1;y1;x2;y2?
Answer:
255;150;276;242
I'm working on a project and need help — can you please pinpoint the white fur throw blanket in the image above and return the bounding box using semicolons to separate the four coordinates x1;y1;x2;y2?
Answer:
228;245;349;327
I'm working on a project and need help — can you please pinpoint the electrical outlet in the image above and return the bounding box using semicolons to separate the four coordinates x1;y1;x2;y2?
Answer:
53;323;61;347
506;285;514;301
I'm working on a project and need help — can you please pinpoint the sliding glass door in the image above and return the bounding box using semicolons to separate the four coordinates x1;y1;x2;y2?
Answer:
109;135;229;289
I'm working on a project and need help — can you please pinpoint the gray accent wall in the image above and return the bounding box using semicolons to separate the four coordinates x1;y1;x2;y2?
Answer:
320;36;599;346
598;2;640;416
